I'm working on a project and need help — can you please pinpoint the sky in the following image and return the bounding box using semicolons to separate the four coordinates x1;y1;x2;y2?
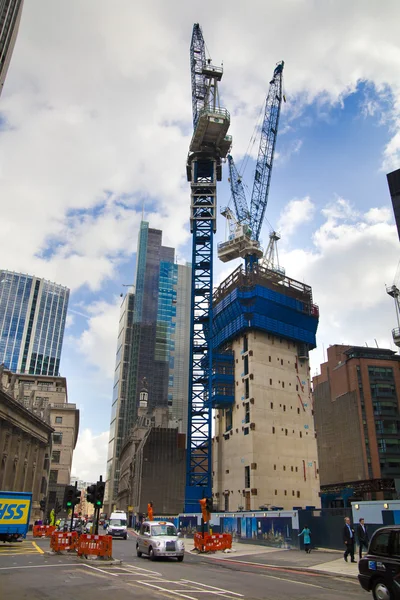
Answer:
1;0;399;482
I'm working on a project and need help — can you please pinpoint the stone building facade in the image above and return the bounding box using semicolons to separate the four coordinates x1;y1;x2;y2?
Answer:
0;372;53;522
0;367;79;513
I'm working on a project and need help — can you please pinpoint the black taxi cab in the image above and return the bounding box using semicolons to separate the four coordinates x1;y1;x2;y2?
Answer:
358;525;400;600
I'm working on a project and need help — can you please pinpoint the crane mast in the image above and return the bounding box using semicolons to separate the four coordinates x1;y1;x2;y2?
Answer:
185;24;231;512
218;61;284;270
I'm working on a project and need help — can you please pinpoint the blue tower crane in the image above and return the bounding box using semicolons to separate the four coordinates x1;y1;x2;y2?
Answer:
184;24;231;512
218;61;285;270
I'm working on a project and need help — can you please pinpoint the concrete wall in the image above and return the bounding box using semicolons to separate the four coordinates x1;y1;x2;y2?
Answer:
213;331;320;512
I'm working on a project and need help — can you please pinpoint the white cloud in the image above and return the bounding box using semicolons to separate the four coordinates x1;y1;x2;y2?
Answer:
279;196;398;373
71;429;108;483
72;298;121;377
277;196;315;238
1;0;400;293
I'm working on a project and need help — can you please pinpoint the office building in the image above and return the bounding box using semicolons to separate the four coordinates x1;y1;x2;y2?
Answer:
105;222;191;511
313;345;400;506
0;0;25;96
0;270;69;376
212;264;320;511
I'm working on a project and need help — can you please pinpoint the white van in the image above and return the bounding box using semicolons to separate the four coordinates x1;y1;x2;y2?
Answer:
107;510;128;540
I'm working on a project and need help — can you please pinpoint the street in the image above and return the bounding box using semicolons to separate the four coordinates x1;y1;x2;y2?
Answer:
0;533;367;600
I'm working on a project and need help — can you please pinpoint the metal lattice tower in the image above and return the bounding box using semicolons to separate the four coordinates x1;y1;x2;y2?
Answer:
184;24;231;512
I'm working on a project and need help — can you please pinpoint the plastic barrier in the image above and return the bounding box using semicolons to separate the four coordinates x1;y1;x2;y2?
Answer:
50;531;78;553
45;526;56;537
77;534;112;559
33;525;48;538
194;532;232;552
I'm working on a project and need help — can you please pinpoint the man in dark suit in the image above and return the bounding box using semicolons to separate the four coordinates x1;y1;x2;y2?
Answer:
343;517;356;562
356;517;369;559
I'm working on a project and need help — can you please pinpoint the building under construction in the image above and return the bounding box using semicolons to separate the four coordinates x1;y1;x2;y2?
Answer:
211;263;320;511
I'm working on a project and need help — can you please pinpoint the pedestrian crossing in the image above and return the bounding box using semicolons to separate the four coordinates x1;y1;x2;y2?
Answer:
0;541;44;556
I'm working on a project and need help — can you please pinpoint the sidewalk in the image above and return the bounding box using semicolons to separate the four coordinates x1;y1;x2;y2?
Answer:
196;541;360;579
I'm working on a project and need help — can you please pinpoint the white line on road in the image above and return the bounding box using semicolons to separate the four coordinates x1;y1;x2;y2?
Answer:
181;579;244;597
0;563;80;570
82;564;119;577
259;573;324;589
140;580;197;600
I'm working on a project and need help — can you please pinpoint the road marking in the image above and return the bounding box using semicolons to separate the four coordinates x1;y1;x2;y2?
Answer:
82;564;119;577
0;563;80;570
259;572;324;589
140;580;197;600
32;542;44;555
182;580;244;597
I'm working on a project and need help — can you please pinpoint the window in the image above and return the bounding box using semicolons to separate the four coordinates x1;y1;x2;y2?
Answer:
244;427;249;435
52;451;60;464
53;432;63;444
269;356;271;362
369;531;391;556
274;465;276;470
245;403;250;424
297;408;300;415
283;404;286;411
244;356;249;375
226;408;233;432
272;427;275;434
49;470;58;483
297;491;300;498
55;416;62;424
270;379;272;385
284;490;287;496
243;335;248;352
245;466;250;488
274;490;277;495
283;466;286;471
245;378;250;399
270;402;273;409
282;382;285;388
285;429;288;436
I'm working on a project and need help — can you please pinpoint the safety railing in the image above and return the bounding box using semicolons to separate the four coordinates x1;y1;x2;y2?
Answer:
194;532;232;552
33;525;56;538
77;534;113;559
50;531;78;553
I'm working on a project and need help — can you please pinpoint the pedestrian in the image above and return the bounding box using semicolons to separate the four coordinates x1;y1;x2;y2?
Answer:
343;517;356;562
356;517;369;559
298;525;312;553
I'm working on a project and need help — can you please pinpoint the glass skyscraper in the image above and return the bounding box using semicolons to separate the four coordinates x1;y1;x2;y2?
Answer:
105;222;191;508
0;0;25;97
0;270;69;376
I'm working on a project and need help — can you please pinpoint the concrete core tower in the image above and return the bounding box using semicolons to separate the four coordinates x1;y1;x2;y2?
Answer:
212;264;320;511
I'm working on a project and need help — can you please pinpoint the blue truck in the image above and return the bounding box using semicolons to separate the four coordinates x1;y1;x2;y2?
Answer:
0;491;32;542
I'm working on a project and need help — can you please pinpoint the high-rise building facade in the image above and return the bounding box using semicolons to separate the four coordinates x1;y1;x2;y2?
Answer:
211;264;320;511
0;0;25;97
104;222;191;510
0;270;69;376
313;345;400;506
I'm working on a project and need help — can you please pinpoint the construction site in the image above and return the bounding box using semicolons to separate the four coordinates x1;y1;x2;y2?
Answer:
184;23;320;513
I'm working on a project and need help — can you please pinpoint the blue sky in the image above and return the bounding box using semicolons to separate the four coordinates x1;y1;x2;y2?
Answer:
0;0;399;480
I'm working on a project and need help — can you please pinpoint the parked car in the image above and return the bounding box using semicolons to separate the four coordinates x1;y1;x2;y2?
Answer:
358;525;400;600
136;521;184;561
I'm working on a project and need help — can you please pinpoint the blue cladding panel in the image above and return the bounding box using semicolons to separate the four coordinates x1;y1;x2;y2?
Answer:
212;285;318;349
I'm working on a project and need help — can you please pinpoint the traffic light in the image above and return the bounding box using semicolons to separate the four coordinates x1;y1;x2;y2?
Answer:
199;498;210;523
94;480;105;508
205;497;213;513
86;484;97;504
64;484;81;509
64;485;75;509
39;498;46;512
147;502;153;521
